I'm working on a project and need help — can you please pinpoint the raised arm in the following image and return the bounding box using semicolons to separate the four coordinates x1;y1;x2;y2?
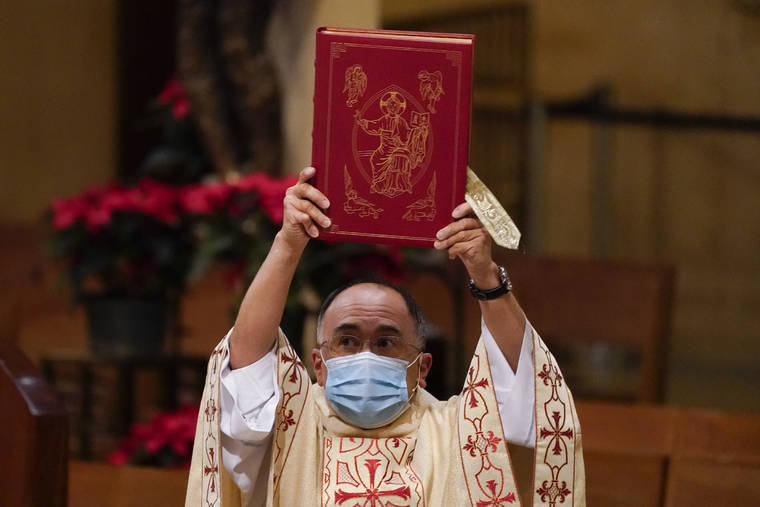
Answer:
433;202;526;372
229;166;331;369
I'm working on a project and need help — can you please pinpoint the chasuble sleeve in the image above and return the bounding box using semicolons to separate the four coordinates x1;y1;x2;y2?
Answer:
482;320;537;447
219;329;280;439
218;328;281;506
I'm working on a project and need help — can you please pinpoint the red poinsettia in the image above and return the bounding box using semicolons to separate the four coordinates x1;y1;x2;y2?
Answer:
50;181;181;233
108;405;199;468
237;172;298;224
158;78;192;120
47;172;298;300
179;181;236;215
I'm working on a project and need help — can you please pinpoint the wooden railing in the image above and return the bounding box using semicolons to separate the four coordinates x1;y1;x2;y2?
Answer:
0;340;68;507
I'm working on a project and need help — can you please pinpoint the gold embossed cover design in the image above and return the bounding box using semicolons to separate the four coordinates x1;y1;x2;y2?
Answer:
311;27;474;247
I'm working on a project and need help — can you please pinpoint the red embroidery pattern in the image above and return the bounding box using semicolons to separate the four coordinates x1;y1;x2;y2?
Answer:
321;437;424;507
476;480;517;507
272;338;310;495
201;345;225;506
458;351;517;506
534;340;575;506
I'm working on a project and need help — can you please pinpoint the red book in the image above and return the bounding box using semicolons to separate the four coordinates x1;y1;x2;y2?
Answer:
311;27;474;247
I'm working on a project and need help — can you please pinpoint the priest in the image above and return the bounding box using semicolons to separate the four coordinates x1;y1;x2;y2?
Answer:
185;166;585;506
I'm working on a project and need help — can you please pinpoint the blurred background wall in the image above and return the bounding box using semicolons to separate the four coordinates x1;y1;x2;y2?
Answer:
384;0;760;411
0;1;117;223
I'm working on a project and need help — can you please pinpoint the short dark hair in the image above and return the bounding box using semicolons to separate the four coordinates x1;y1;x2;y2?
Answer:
316;277;426;348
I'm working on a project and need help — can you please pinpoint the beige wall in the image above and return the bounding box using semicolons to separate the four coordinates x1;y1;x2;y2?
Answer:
385;0;760;411
533;1;760;411
0;2;117;224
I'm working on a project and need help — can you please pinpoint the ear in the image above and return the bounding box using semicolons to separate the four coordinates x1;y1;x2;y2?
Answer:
417;352;433;389
312;348;327;386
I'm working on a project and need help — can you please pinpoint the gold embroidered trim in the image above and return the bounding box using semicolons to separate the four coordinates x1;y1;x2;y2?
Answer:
465;167;521;249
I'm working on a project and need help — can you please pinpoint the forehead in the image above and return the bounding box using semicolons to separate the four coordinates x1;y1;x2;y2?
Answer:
322;284;414;333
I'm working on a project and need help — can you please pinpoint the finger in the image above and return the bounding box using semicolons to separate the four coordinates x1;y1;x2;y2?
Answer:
451;202;473;219
290;182;330;209
292;210;319;238
435;218;481;241
446;241;473;260
434;228;482;251
447;242;470;260
290;196;331;228
298;166;316;183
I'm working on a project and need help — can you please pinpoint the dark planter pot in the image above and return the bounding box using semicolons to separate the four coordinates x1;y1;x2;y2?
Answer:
83;297;168;357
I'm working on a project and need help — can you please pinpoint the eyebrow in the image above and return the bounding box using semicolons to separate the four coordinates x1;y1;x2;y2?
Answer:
335;323;360;332
333;322;402;335
377;324;402;335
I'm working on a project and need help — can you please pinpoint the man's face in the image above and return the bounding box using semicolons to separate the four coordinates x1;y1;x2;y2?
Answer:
311;283;432;396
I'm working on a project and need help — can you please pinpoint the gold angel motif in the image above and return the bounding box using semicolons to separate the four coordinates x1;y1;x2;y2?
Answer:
417;70;444;113
343;64;367;107
356;91;429;198
408;111;430;167
402;173;436;221
343;165;383;219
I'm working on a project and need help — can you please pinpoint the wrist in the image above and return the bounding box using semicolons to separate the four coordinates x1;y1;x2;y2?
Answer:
272;231;307;263
468;261;499;288
468;264;512;301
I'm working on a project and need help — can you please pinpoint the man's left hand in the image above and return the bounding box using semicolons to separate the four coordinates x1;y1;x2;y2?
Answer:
434;202;499;287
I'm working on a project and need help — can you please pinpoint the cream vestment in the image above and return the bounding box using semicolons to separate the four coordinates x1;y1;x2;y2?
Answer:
186;322;585;506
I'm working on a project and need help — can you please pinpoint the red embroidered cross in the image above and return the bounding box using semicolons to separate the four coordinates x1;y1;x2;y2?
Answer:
538;363;563;387
462;366;489;408
475;479;516;506
539;411;573;455
462;431;502;457
203;448;219;492
536;480;571;505
334;458;411;506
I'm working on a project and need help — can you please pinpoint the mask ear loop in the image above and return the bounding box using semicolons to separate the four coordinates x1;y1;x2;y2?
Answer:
406;352;423;401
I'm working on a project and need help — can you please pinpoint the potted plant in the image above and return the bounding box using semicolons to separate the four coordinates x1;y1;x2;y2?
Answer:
108;405;199;468
48;179;194;356
47;172;301;356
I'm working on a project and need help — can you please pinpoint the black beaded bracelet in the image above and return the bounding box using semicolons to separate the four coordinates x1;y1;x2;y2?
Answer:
467;265;512;300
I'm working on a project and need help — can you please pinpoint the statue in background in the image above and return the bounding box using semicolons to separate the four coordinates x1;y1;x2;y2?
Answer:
177;0;283;177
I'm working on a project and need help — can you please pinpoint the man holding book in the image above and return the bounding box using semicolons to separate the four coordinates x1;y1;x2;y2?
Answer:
185;166;585;506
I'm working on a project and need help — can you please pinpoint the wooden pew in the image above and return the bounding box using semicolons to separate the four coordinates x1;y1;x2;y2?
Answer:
493;251;675;402
665;409;760;505
69;461;189;507
576;401;760;506
0;340;68;507
578;401;674;506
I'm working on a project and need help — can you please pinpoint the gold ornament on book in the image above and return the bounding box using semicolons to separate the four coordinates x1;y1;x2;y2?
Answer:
343;165;383;219
417;70;444;113
403;173;437;222
342;64;367;107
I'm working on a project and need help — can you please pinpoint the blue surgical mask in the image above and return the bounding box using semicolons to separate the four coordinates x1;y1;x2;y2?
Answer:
323;350;421;429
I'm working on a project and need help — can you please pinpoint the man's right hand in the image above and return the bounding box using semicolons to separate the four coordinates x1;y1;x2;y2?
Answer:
279;166;331;250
